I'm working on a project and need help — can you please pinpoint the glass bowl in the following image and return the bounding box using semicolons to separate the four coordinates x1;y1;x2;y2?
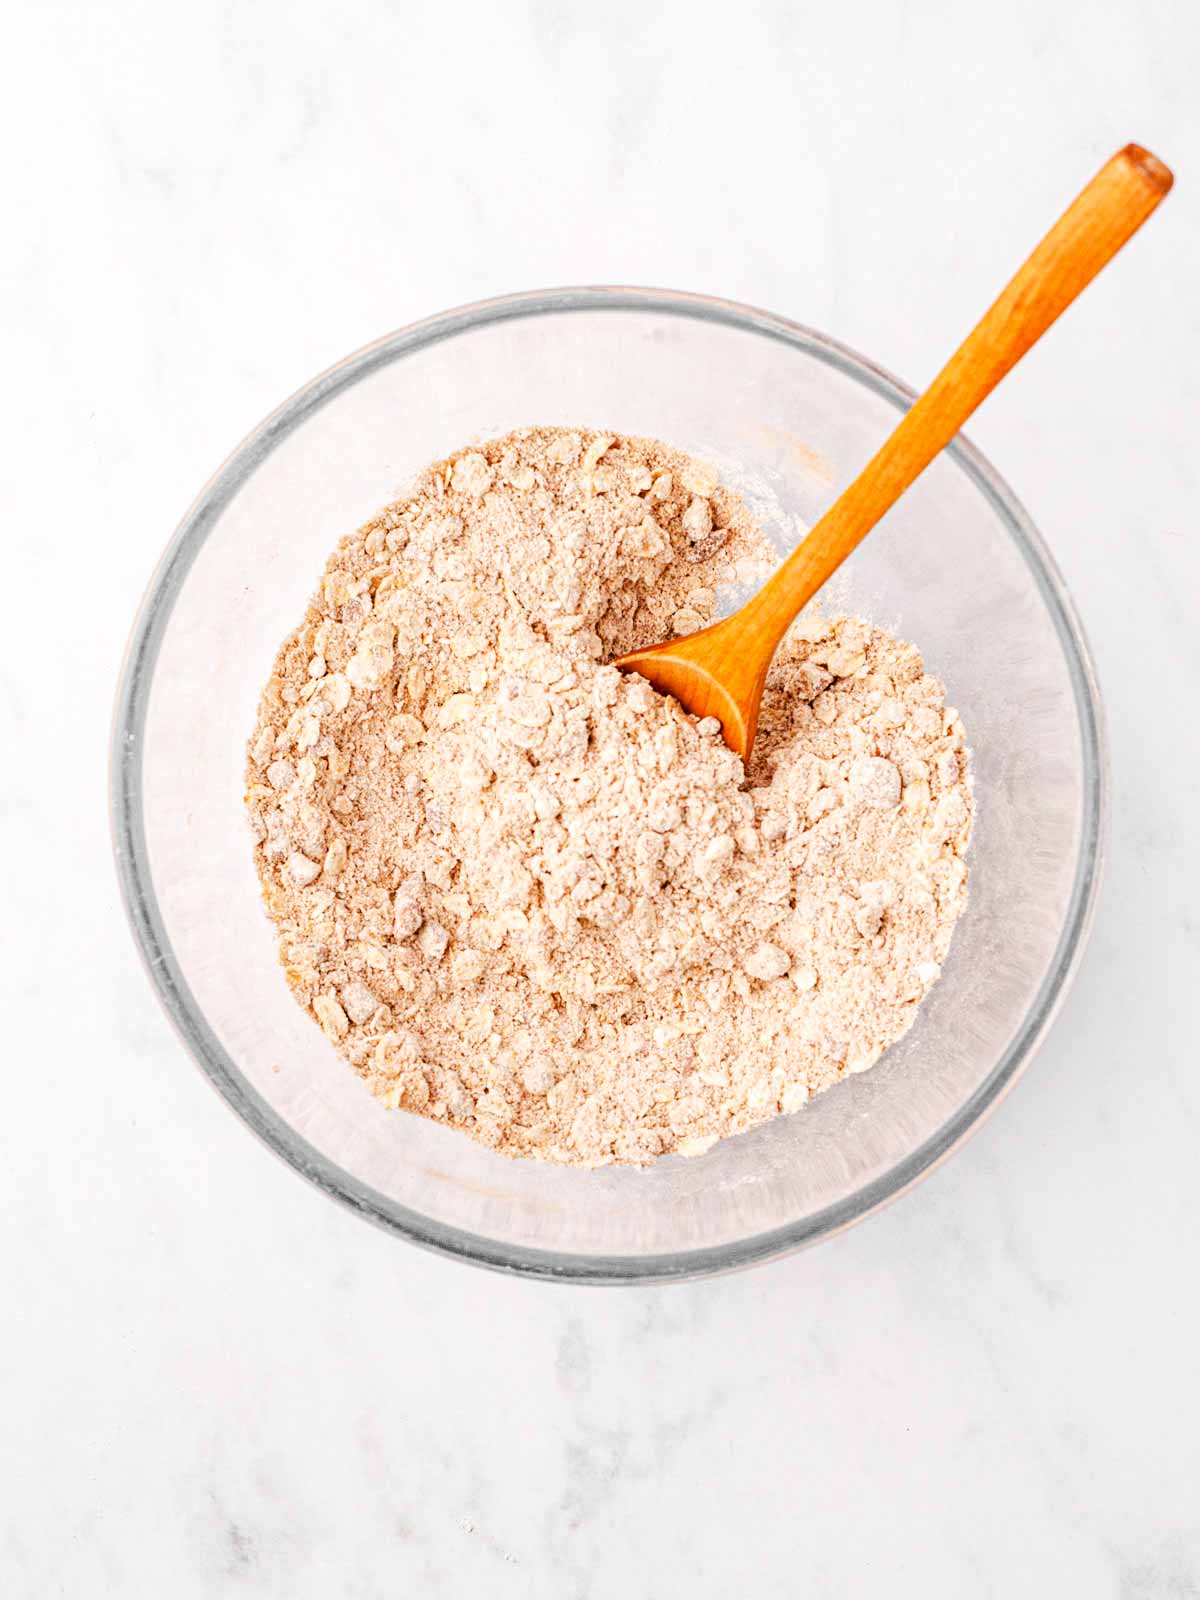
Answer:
111;288;1105;1283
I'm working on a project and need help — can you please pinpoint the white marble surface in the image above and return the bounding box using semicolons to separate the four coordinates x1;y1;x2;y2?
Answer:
4;1;1199;1593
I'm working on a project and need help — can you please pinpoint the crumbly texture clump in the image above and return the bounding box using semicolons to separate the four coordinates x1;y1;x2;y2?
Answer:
246;428;973;1167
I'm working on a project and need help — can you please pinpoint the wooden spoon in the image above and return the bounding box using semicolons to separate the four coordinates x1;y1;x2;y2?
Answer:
616;143;1173;760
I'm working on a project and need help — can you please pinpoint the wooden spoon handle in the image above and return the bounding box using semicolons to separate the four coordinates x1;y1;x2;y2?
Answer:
745;143;1173;646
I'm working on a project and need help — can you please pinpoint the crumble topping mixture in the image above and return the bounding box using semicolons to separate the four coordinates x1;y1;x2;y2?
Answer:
246;428;972;1166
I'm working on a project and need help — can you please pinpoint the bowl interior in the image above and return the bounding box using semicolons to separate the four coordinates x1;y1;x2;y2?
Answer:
114;291;1102;1279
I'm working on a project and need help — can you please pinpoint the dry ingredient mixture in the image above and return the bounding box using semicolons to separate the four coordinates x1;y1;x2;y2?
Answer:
246;428;973;1167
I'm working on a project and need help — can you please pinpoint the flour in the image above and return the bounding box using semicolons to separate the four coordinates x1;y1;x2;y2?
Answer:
245;428;973;1167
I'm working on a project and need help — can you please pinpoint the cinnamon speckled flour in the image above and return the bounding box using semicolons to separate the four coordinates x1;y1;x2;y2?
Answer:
245;428;973;1166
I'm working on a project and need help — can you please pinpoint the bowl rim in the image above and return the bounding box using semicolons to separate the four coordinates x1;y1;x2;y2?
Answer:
110;285;1107;1284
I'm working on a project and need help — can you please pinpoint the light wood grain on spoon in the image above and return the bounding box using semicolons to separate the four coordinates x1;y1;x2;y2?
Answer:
616;143;1173;759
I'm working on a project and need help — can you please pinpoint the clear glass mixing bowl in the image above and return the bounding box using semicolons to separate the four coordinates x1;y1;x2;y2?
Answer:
111;288;1105;1282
